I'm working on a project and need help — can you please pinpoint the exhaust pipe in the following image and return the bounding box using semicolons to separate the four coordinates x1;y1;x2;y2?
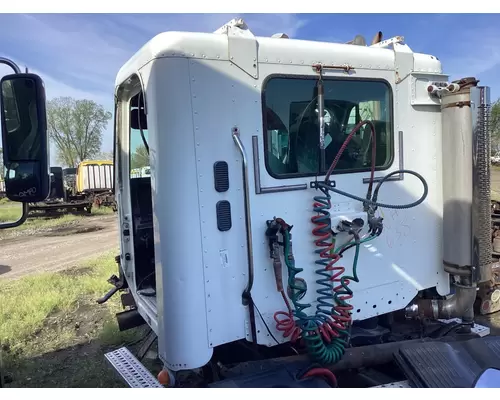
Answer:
405;284;477;323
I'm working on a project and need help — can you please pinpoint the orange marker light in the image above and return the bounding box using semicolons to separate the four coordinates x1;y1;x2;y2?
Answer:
157;370;171;386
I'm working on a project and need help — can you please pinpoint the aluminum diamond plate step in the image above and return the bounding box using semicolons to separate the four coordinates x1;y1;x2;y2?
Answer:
373;380;412;388
105;347;163;388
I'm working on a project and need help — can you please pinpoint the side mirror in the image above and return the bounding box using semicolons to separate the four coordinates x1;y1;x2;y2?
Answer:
473;368;500;388
1;73;50;203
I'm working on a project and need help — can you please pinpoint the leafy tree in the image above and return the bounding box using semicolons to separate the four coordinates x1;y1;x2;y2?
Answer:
47;97;112;167
96;151;113;161
131;144;149;170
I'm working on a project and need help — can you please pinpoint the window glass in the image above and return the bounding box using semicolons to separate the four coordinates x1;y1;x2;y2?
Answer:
129;93;149;179
263;77;393;178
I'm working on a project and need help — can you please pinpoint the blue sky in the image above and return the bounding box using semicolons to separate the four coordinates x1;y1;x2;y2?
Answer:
0;13;499;165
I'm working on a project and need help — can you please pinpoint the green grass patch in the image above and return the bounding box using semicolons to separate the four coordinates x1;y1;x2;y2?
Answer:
0;252;118;355
91;206;115;216
0;250;148;387
0;202;23;223
0;200;115;237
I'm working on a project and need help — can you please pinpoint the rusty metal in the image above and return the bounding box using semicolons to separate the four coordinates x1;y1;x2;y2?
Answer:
441;101;471;109
312;64;354;74
225;336;476;376
455;77;480;90
371;31;383;45
405;284;477;323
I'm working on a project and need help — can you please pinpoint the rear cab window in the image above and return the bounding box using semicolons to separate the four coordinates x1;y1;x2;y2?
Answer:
262;76;394;179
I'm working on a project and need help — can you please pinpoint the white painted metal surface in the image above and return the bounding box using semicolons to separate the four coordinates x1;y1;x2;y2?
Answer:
115;20;451;371
438;318;491;337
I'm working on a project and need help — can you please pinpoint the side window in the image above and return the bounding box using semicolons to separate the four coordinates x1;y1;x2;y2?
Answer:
263;77;393;178
129;92;149;179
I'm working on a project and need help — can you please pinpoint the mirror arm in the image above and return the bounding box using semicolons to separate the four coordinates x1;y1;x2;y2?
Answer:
0;57;21;74
0;203;29;229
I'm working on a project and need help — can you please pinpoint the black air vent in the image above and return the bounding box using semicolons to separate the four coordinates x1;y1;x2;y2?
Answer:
213;161;229;193
216;200;232;232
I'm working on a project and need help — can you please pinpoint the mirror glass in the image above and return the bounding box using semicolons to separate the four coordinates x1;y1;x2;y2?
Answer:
1;73;50;203
2;77;42;160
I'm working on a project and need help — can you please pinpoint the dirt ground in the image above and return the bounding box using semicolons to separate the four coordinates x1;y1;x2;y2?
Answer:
0;214;118;280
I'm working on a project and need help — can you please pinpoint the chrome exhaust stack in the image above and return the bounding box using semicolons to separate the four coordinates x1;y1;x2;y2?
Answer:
406;79;492;324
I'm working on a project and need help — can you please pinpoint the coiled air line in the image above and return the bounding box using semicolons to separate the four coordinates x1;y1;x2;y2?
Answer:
271;120;429;367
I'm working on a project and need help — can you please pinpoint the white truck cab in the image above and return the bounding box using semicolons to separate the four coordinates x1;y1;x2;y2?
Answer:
1;18;495;389
112;18;458;371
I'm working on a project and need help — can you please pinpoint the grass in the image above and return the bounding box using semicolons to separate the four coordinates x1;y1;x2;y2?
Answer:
0;251;148;388
0;199;114;237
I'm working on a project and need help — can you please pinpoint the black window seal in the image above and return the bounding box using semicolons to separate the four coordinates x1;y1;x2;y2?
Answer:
261;73;395;180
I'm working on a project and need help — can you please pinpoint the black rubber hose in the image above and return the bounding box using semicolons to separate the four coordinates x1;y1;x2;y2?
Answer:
319;169;428;210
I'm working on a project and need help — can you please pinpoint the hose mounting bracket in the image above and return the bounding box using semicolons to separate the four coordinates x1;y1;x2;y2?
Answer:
310;180;335;190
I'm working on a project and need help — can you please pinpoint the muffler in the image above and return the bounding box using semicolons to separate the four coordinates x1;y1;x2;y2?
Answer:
441;79;492;284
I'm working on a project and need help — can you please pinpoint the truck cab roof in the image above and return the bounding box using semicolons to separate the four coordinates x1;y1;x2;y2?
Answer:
115;19;443;89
